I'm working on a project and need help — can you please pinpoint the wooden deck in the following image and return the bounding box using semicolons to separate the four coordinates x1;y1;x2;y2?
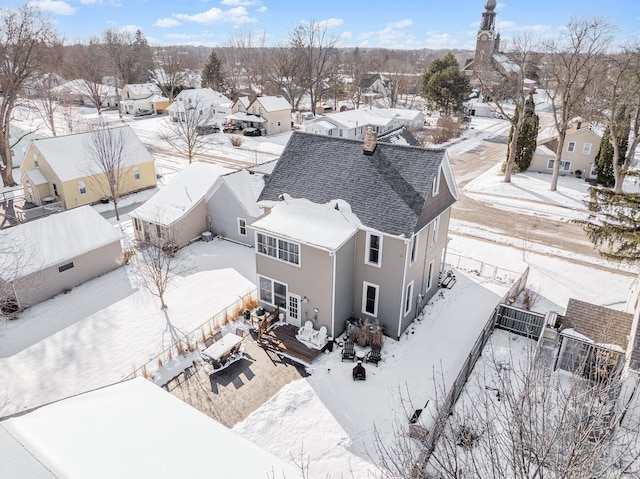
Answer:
258;323;327;364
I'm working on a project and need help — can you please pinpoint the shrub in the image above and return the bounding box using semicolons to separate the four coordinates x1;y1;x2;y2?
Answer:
230;136;243;147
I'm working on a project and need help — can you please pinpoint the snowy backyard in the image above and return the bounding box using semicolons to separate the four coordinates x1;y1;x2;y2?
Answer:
1;100;639;477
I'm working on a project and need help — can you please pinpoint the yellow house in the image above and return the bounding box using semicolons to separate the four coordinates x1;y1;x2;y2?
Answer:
20;126;157;210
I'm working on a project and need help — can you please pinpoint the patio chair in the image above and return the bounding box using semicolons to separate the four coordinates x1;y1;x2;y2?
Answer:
353;361;366;381
342;339;356;362
235;327;245;338
310;325;328;350
366;344;382;366
203;337;214;349
213;330;223;341
297;320;315;343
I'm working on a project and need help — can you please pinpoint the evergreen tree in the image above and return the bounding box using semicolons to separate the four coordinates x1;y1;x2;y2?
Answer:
505;94;538;172
578;188;640;262
420;53;470;115
595;108;629;187
201;50;227;93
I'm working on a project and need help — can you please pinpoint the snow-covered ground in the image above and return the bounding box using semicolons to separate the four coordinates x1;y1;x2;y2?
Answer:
1;98;639;477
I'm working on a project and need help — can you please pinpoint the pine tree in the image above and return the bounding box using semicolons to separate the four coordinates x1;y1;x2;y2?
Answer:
420;53;471;115
505;94;538;172
578;188;640;262
201;50;227;94
595;108;629;187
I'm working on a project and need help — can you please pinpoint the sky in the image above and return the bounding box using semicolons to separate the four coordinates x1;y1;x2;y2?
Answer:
5;0;639;49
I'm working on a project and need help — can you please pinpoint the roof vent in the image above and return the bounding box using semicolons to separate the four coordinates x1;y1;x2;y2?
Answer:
363;129;377;156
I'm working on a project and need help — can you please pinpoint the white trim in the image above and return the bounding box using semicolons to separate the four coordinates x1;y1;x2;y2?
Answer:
427;260;435;291
582;143;592;155
432;165;441;196
362;281;379;317
567;141;576;152
237;217;247;237
365;231;383;268
255;231;301;267
410;233;418;266
404;281;414;316
257;274;288;309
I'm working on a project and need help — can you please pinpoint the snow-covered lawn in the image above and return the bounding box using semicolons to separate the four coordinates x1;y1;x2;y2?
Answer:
0;238;256;417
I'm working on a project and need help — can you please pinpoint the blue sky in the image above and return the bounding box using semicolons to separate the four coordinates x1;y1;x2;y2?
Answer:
10;0;640;49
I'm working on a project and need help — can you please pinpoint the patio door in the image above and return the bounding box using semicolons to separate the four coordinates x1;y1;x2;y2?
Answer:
287;293;301;327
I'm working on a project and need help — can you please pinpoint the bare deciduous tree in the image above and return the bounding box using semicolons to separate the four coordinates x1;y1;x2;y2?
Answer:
134;230;177;310
160;94;212;164
83;126;133;221
0;4;57;187
150;46;199;102
263;45;306;109
65;40;112;115
542;17;615;191
288;20;341;114
478;33;539;183
29;41;65;136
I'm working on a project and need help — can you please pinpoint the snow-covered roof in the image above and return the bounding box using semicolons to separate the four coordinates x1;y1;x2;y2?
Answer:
123;83;162;96
312;120;337;130
212;169;265;218
233;96;250;109
27;126;154;182
253;196;360;251
0;378;300;479
131;162;232;226
23;168;48;185
0;206;123;280
51;79;118;97
252;95;292;112
534;145;556;157
227;112;266;123
173;88;230;106
492;53;520;74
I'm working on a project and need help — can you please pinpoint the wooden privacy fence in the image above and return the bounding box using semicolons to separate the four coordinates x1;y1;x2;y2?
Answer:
412;267;530;476
495;303;545;340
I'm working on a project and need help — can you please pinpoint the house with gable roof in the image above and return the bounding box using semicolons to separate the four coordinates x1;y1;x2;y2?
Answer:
130;162;268;249
253;130;458;340
119;83;169;115
19;126;157;209
528;122;602;179
167;88;231;123
226;96;292;135
0;206;124;309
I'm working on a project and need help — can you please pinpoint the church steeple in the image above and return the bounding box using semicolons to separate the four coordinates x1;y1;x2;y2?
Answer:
479;0;497;33
474;0;500;69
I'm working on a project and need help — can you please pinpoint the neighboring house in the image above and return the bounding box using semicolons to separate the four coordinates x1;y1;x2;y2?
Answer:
359;73;391;97
120;83;169;115
130;163;233;249
226;96;292;135
253;130;458;340
378;126;422;146
20;126;157;209
167;88;231;123
130;162;267;249
0;206;123;309
304;106;425;140
529;123;601;178
0;378;301;478
50;79;119;108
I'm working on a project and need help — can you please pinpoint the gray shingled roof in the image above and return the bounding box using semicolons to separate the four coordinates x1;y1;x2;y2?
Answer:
378;127;421;147
259;131;452;237
562;298;633;351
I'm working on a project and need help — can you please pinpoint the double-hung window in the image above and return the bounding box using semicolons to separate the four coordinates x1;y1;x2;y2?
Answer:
78;180;87;195
238;218;247;236
567;141;576;152
362;282;379;316
405;281;414;315
410;234;418;265
431;216;440;246
257;233;299;265
366;232;382;267
258;276;287;308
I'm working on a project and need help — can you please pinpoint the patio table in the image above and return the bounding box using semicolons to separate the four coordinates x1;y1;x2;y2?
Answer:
201;333;243;361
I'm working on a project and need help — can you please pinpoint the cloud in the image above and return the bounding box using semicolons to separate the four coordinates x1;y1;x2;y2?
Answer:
80;0;101;4
27;0;75;15
154;18;181;28
257;6;267;13
173;6;256;26
318;18;343;29
221;0;259;5
119;24;143;34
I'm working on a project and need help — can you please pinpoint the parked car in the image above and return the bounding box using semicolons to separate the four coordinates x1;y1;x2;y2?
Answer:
134;109;153;117
223;124;242;133
196;124;220;135
243;127;261;137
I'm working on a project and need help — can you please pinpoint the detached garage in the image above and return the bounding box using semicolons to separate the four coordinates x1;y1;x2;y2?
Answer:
0;206;124;310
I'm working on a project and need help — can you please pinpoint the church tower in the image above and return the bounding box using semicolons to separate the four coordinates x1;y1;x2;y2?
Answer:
474;0;500;68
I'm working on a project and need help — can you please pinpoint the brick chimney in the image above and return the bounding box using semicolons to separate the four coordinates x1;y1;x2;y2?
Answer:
363;129;377;155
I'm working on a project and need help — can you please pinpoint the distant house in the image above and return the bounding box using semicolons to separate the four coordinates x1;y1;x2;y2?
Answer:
130;163;267;249
20;126;157;209
0;378;301;478
359;73;391;97
304;106;425;140
167;88;231;123
120;83;169;115
50;79;119;108
227;96;292;135
529;123;601;178
0;206;123;309
254;130;458;340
